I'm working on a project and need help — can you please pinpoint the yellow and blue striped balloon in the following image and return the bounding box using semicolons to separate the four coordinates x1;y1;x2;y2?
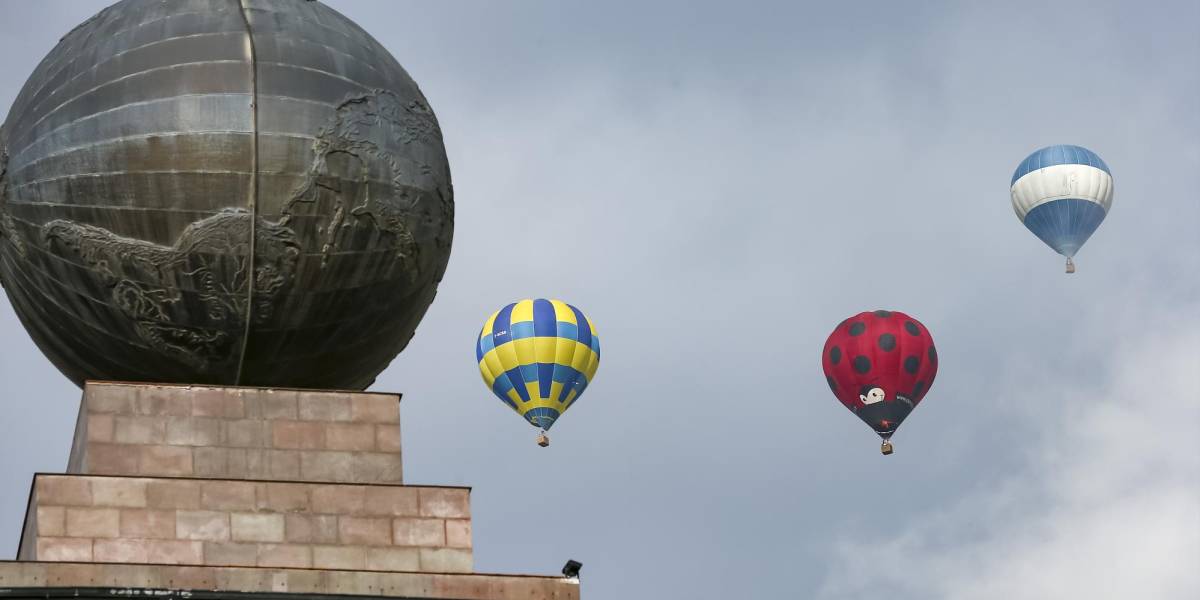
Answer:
476;299;600;432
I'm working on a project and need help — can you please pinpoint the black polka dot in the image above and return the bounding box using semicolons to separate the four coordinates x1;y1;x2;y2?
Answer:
849;322;866;336
928;345;937;363
874;310;892;318
853;355;871;374
826;376;838;393
912;380;925;398
830;346;842;364
904;321;920;336
904;355;920;374
878;333;896;352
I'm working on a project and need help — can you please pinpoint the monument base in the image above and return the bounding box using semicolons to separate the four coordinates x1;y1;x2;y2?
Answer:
4;382;578;600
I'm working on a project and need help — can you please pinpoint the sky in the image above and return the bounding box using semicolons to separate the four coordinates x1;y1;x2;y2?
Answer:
1;1;1198;598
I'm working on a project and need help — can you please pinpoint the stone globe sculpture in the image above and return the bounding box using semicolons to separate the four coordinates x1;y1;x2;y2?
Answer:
0;0;454;389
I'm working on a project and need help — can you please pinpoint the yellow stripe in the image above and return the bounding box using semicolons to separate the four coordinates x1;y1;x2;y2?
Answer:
550;381;565;403
496;339;521;373
516;396;569;417
550;299;577;325
480;310;499;337
534;337;557;363
478;360;496;387
513;337;536;367
569;341;592;372
510;298;535;323
505;388;523;408
585;316;598;337
483;348;505;382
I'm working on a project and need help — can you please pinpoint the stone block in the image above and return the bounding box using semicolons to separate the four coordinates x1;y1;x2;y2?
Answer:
119;508;176;539
66;507;120;538
364;486;419;517
231;513;285;543
86;443;140;474
37;537;93;561
260;390;299;419
204;541;259;567
313;545;367;570
38;476;92;505
326;423;376;451
272;421;325;449
87;414;114;442
285;514;339;544
144;539;203;564
312;484;365;514
114;416;167;444
366;548;419;571
376;424;402;452
393;519;445;547
146;479;201;509
136;387;192;417
177;510;231;541
139;446;194;476
351;394;400;423
419;488;470;519
91;478;147;507
36;506;66;537
257;544;312;569
266;450;302;479
340;516;392;546
419;548;473;574
446;520;472;549
260;482;310;512
94;539;150;563
299;392;352;422
201;481;257;511
166;417;221;446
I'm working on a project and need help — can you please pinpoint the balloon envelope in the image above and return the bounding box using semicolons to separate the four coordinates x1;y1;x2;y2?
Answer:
476;299;600;431
822;310;938;439
1010;145;1113;259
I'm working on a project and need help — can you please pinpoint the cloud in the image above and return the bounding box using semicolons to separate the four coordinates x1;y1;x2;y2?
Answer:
818;300;1200;600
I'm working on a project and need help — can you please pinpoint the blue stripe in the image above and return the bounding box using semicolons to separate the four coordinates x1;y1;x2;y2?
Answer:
510;321;535;340
1022;198;1107;258
1012;145;1110;185
524;407;561;430
504;367;530;402
479;330;495;354
557;321;578;342
491;303;515;347
491;377;518;409
475;328;484;362
569;304;592;348
590;335;601;356
533;299;557;337
519;364;537;383
537;362;554;398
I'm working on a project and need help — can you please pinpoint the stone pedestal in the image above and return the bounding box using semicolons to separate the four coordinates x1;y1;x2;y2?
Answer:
1;382;578;600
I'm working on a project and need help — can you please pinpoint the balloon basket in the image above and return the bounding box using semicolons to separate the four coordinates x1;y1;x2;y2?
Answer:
536;433;550;447
1065;258;1075;274
880;440;894;455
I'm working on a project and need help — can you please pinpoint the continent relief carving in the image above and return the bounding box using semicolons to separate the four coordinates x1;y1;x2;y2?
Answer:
31;89;451;373
280;89;454;278
0;127;29;261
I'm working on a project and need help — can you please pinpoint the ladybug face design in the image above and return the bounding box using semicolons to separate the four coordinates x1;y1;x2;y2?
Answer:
860;387;886;405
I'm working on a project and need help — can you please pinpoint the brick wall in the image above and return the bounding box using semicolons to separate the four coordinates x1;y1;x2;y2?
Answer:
24;475;472;573
70;383;402;484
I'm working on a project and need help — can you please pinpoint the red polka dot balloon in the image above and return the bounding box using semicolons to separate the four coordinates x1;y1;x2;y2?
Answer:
821;310;938;453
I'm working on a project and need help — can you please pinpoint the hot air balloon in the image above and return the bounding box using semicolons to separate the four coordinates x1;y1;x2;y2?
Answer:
476;299;600;447
1011;145;1113;273
822;310;938;455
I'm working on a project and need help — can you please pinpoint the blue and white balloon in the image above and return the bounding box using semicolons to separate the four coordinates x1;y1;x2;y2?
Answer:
1010;145;1113;272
